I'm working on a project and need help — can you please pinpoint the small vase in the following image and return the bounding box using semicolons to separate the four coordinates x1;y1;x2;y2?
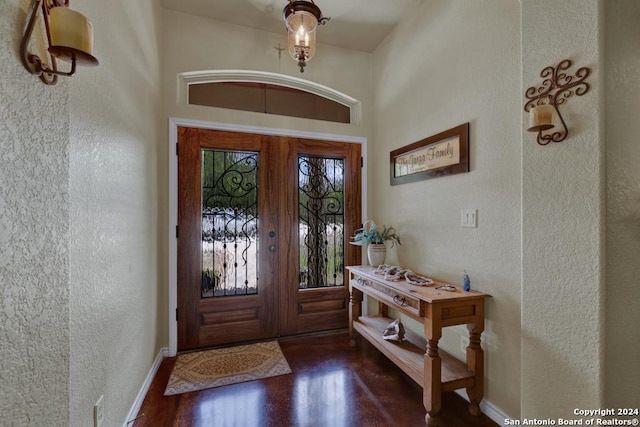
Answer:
367;243;387;267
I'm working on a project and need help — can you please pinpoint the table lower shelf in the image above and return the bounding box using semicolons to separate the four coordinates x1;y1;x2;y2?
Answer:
353;316;475;392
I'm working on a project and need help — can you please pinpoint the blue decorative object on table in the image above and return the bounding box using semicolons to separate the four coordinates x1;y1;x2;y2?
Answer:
463;270;471;292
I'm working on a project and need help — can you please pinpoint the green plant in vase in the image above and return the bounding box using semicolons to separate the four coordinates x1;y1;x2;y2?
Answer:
350;219;401;266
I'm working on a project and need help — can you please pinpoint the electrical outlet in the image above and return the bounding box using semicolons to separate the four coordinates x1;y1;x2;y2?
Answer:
94;395;104;427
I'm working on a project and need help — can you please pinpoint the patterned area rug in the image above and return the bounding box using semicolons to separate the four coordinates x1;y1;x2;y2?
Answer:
164;340;292;396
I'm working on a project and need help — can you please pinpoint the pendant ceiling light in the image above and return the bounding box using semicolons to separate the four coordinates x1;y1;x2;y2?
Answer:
283;0;329;73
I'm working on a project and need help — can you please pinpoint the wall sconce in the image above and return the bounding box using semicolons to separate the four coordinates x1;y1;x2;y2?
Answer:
523;59;591;145
283;0;329;73
20;0;98;85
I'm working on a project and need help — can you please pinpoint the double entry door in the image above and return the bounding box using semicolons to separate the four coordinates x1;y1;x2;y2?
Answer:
177;127;362;351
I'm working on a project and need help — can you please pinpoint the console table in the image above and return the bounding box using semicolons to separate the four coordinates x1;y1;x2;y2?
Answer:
347;265;491;426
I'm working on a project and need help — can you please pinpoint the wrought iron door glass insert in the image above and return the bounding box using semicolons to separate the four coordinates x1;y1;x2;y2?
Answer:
298;156;344;289
201;150;259;297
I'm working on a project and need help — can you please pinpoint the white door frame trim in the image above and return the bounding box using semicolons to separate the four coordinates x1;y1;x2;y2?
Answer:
168;117;368;356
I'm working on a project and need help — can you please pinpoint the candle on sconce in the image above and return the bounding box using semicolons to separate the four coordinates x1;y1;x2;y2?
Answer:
528;104;555;131
49;7;93;54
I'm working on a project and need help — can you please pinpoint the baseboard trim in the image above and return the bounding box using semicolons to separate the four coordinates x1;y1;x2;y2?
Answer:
123;347;168;427
455;389;508;425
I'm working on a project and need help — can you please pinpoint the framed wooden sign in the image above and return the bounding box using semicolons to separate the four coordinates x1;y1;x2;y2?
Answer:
390;122;469;185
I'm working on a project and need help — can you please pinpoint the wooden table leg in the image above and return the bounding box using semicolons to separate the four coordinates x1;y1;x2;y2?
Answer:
424;304;443;426
349;287;363;346
424;338;442;426
466;322;485;416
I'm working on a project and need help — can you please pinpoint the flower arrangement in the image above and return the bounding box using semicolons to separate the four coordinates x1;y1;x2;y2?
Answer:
350;219;401;247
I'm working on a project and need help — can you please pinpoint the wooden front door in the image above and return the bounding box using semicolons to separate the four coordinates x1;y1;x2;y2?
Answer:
177;127;361;351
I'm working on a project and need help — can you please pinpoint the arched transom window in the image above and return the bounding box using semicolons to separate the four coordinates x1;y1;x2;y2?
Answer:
179;70;361;125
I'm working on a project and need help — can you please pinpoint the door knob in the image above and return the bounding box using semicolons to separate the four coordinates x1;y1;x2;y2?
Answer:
269;244;276;252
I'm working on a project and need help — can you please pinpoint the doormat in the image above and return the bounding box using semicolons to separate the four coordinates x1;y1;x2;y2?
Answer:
164;340;292;396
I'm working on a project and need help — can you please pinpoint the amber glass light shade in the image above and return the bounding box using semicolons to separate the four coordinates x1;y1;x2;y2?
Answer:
283;1;326;72
285;10;317;62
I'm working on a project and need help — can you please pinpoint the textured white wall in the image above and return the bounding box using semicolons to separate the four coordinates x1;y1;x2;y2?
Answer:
0;0;70;425
522;0;605;417
604;0;640;406
2;1;163;424
68;1;163;426
371;0;522;418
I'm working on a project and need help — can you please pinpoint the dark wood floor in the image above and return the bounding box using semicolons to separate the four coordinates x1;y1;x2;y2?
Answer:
132;332;498;427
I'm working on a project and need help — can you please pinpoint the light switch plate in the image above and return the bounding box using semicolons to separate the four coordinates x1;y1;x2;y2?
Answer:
461;209;478;228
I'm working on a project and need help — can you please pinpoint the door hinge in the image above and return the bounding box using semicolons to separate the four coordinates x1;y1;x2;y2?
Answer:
175;308;178;321
176;142;179;156
361;157;364;167
176;225;179;238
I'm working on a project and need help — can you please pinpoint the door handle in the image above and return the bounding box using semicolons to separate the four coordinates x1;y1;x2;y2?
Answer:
393;295;407;307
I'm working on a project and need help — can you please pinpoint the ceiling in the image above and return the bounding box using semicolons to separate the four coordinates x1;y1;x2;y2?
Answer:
160;0;423;52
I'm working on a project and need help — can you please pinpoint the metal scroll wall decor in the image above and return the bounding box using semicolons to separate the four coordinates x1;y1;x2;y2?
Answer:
524;59;591;145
